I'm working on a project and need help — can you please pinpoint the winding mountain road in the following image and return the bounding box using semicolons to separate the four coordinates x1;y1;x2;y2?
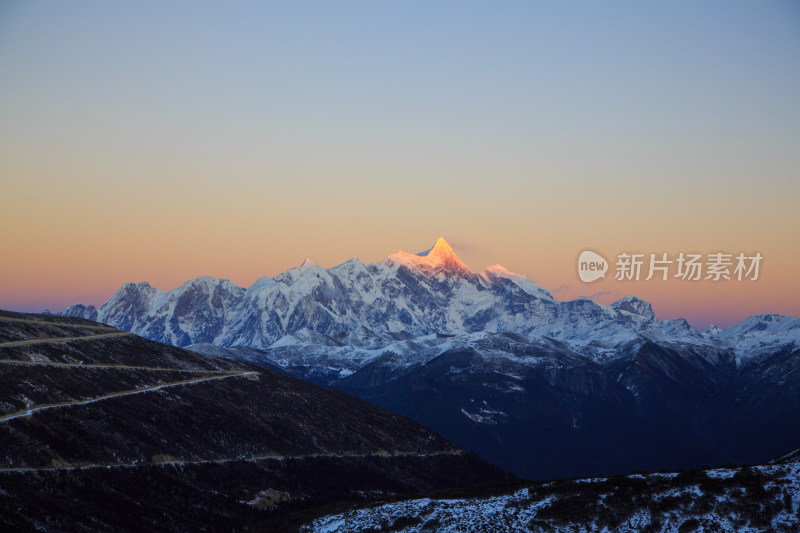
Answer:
0;316;116;329
0;449;463;474
0;371;257;423
0;359;240;373
0;331;132;348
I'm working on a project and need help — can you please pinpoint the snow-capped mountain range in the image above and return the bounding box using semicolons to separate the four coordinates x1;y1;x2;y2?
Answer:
61;237;799;363
59;238;800;480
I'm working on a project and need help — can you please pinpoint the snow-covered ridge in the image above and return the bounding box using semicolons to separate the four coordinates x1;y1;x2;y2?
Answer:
303;460;800;533
60;237;799;361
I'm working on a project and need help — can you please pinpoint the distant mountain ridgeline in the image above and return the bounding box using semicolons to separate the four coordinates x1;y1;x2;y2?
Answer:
59;238;800;480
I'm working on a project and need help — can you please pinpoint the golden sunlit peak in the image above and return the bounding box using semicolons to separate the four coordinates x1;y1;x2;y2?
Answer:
387;237;471;273
427;237;456;260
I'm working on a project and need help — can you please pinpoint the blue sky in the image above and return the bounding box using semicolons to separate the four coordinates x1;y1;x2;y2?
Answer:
1;1;799;328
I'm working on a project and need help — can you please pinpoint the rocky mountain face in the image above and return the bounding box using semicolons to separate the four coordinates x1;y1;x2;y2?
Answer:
316;333;800;480
0;310;506;532
60;238;800;480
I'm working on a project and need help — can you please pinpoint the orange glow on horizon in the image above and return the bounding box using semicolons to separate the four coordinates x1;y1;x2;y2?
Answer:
2;229;797;331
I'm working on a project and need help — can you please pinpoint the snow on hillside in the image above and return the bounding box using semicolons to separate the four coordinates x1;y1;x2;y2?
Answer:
304;461;800;533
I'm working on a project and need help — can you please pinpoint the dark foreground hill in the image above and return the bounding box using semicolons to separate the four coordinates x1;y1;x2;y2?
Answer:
0;310;507;532
303;450;800;532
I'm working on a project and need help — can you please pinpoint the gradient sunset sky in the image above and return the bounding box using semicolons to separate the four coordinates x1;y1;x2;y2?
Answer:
1;2;798;330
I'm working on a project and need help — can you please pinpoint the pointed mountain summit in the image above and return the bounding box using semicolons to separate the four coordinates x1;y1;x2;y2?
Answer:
387;237;471;273
300;258;317;270
611;295;656;322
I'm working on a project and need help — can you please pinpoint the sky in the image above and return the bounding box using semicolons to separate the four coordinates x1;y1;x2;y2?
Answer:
1;1;799;329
